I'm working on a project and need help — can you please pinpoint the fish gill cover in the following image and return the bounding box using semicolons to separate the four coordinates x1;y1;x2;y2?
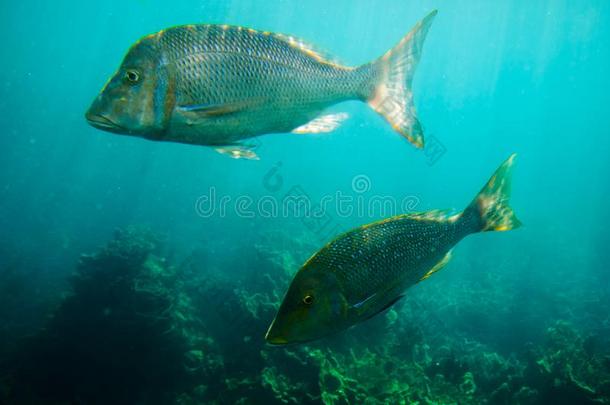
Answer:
0;1;609;405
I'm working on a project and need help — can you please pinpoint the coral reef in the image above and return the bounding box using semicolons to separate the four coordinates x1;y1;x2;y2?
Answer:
2;227;200;404
522;320;610;404
1;226;609;404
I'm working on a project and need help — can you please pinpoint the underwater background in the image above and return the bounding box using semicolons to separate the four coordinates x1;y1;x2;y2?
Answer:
1;0;609;403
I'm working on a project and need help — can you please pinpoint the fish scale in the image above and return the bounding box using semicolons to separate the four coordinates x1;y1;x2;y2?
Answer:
157;27;359;146
312;217;461;305
159;25;353;103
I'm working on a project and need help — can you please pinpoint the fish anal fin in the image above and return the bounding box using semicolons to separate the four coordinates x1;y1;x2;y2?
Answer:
292;113;349;134
215;144;260;160
419;251;452;282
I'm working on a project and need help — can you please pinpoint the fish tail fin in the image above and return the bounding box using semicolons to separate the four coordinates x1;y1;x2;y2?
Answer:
460;154;522;234
356;10;437;149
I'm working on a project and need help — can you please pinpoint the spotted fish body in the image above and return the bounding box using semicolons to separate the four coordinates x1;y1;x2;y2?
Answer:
86;11;437;158
311;211;469;317
266;155;521;345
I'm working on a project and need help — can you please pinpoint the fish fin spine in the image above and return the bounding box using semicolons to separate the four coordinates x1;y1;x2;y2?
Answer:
461;154;521;233
356;10;437;149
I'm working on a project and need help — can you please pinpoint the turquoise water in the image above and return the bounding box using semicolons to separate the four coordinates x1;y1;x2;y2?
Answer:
1;1;609;404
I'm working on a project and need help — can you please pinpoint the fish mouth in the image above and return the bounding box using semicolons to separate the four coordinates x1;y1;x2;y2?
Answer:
265;321;286;345
264;320;317;346
265;331;320;347
265;319;293;346
265;335;289;346
85;113;123;132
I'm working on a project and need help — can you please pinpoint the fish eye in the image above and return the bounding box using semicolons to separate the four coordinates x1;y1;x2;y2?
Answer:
125;69;141;84
302;295;314;305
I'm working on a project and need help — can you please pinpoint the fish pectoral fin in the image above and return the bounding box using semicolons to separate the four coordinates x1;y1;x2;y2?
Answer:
351;293;378;310
178;99;265;122
419;251;452;282
362;294;405;320
215;144;260;160
292;113;349;134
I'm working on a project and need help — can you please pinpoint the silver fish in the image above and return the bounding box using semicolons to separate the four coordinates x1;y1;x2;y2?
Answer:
86;11;437;159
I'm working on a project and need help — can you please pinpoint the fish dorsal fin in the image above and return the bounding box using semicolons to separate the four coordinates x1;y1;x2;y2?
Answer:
404;209;461;224
273;33;345;68
215;143;260;160
359;210;458;231
292;113;349;134
419;251;452;282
